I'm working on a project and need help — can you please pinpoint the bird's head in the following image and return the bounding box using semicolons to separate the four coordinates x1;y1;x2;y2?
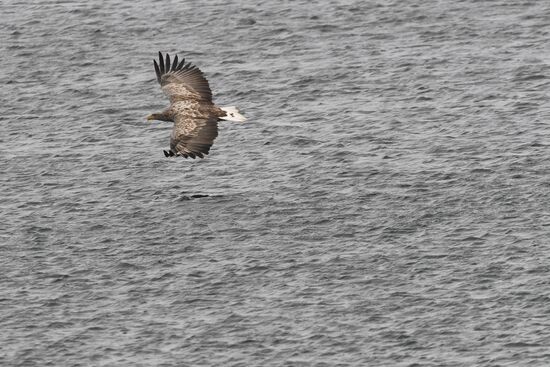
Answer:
146;112;170;122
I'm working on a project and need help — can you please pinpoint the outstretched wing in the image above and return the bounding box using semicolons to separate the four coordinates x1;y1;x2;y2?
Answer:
169;114;218;159
154;52;212;102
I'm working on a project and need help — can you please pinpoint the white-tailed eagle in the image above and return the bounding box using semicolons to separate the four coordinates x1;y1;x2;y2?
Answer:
146;52;246;159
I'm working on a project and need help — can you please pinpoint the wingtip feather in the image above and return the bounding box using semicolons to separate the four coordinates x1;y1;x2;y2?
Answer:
165;53;171;74
172;55;179;71
153;60;161;83
158;52;164;74
177;58;186;69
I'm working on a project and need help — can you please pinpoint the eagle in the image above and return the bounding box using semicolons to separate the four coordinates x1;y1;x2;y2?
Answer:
146;52;246;158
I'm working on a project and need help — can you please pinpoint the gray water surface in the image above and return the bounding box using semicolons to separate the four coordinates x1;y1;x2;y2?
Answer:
2;0;550;366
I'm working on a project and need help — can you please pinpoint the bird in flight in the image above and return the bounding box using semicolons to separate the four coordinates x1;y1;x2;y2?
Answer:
146;52;246;159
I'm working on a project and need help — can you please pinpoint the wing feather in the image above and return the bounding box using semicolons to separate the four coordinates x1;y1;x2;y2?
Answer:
154;52;213;102
165;53;171;74
172;54;179;71
177;58;186;69
158;52;165;74
169;113;218;158
153;60;161;83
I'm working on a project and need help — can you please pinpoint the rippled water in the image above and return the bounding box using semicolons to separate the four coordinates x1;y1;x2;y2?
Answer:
2;0;550;365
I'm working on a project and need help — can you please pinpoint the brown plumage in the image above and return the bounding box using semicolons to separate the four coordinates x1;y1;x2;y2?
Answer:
146;52;246;159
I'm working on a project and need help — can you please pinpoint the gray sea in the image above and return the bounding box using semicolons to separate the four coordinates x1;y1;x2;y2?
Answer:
2;0;550;365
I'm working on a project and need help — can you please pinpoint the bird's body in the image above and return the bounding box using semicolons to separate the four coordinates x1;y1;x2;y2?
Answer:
147;52;246;159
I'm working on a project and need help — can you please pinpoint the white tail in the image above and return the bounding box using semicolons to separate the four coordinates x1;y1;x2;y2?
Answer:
220;106;247;122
